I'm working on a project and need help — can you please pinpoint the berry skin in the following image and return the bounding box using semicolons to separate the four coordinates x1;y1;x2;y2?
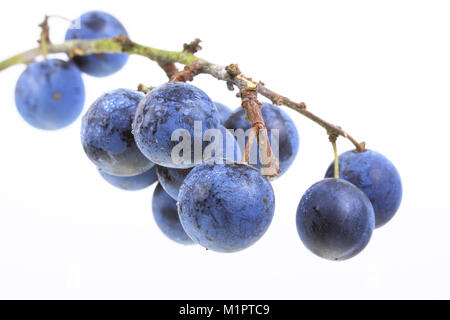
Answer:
178;161;275;253
225;102;299;177
324;150;402;228
133;82;221;168
156;125;241;201
214;101;232;123
152;183;194;245
296;178;375;261
156;166;192;201
15;59;85;130
65;11;128;77
204;125;242;163
98;166;157;191
81;89;154;176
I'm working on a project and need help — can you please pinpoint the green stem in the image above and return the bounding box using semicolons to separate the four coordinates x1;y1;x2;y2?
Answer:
0;37;366;154
332;139;339;179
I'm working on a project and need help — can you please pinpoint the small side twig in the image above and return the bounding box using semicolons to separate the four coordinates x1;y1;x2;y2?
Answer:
38;16;50;57
240;88;280;177
183;38;202;54
170;61;203;82
137;84;154;94
0;35;367;172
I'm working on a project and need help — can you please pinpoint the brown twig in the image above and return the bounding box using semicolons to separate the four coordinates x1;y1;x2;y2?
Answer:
170;61;203;82
243;126;257;164
159;62;180;79
137;84;154;94
0;35;367;176
183;38;202;54
240;88;280;177
38;16;50;57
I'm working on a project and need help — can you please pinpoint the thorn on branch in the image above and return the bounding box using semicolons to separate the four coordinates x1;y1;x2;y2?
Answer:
113;34;135;52
170;61;202;82
226;81;234;91
183;38;202;54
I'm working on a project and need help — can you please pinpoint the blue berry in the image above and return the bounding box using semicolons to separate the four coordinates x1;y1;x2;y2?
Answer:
178;161;275;253
81;89;153;176
204;125;242;163
225;102;299;177
156;125;242;201
98;166;157;191
65;11;128;77
325;149;402;228
156;166;192;201
133;82;221;168
152;183;194;245
296;178;375;261
214;101;233;123
15;59;85;130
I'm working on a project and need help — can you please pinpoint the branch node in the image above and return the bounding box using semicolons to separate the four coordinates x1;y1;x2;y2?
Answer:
113;35;135;52
354;141;366;153
328;133;338;143
225;64;241;78
170;61;202;82
159;62;179;79
183;38;202;54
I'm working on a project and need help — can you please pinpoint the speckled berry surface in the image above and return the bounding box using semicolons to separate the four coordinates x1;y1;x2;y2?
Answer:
15;59;85;130
133;82;221;168
214;101;233;124
225;102;299;177
98;166;157;191
65;10;128;77
81;88;153;176
325;149;402;228
152;183;194;245
296;178;375;261
178;161;275;253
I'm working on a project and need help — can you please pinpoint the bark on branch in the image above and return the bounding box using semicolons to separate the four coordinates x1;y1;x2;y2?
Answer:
0;36;367;178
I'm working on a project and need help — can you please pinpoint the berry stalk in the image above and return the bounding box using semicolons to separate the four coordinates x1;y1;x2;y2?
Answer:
0;36;366;154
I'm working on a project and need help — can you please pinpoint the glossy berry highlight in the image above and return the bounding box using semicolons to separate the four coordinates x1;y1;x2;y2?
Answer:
81;88;153;176
98;166;157;191
133;82;221;168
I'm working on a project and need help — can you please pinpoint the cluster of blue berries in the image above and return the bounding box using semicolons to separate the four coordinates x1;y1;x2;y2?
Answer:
12;10;402;260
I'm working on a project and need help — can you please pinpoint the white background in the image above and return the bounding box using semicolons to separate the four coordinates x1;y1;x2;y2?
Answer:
0;0;447;299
